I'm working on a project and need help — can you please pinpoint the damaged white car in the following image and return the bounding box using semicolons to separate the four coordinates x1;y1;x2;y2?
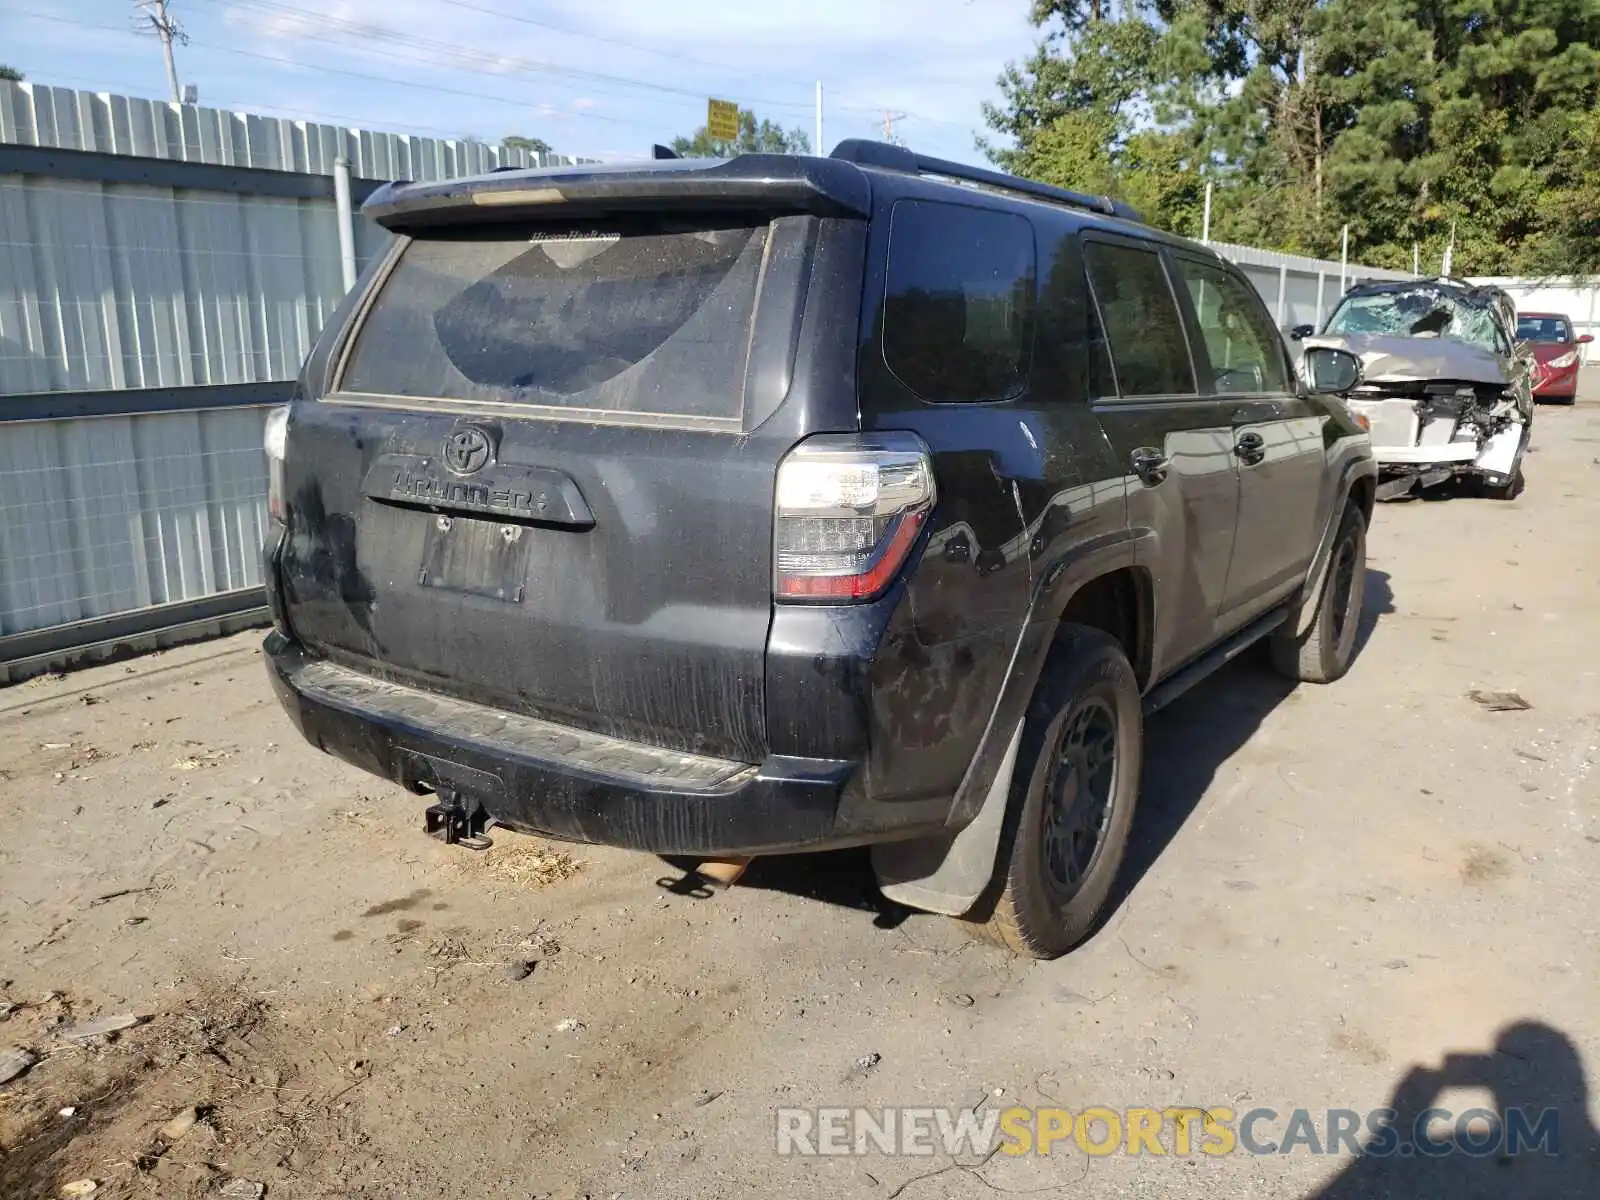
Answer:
1297;280;1534;501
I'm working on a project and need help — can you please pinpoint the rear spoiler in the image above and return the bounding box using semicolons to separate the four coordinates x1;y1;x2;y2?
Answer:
363;155;873;232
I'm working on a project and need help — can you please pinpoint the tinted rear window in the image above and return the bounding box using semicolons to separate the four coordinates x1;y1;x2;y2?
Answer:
1083;241;1195;397
881;200;1036;404
340;220;770;421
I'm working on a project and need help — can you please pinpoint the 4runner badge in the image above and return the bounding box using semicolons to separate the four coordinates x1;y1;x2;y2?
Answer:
442;427;492;475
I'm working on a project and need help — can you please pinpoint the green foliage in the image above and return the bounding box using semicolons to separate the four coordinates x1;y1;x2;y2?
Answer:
985;0;1600;275
0;66;23;82
671;111;810;158
501;135;552;156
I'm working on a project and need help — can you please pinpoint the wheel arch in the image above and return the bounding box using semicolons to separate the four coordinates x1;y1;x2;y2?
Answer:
872;532;1153;917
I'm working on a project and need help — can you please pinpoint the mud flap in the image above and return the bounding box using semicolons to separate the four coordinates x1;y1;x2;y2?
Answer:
871;721;1022;916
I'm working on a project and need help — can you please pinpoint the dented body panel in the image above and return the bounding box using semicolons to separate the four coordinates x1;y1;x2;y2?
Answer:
1305;281;1532;495
1308;332;1511;388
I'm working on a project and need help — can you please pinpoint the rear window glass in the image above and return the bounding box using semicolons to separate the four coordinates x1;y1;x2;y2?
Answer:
339;220;770;421
882;200;1036;404
1516;315;1573;343
1083;241;1195;397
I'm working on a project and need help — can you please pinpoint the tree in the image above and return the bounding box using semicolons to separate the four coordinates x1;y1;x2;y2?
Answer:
671;110;810;157
502;134;552;156
0;66;22;82
983;0;1600;274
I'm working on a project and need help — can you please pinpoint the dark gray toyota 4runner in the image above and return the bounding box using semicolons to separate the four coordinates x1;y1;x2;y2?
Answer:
262;142;1376;958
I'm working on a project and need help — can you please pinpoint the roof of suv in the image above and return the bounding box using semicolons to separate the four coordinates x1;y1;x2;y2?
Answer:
362;139;1188;250
1341;277;1512;310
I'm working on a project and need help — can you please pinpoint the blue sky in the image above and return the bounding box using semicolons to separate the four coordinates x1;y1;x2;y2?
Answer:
0;1;1043;164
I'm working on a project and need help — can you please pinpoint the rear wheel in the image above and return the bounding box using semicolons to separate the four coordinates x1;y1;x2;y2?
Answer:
966;626;1141;960
1271;504;1366;684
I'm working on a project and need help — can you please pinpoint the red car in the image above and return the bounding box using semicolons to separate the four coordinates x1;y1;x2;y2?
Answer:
1516;311;1592;403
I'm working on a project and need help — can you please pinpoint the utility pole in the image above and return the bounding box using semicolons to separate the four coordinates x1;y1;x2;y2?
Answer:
881;110;905;146
814;81;824;157
134;1;186;103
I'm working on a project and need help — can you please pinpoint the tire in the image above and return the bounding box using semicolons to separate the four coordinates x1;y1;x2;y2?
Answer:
966;625;1142;960
1479;467;1524;501
1271;503;1366;684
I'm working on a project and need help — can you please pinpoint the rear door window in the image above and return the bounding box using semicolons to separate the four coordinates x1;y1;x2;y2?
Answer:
1177;258;1290;393
1082;241;1195;397
881;200;1037;404
338;219;771;423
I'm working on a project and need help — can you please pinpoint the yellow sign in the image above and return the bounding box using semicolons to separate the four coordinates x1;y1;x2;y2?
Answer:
707;98;740;142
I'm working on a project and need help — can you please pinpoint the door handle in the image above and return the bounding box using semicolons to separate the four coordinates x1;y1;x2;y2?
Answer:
1234;431;1266;466
1130;446;1170;485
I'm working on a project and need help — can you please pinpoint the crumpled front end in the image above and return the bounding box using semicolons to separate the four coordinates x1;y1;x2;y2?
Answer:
1305;333;1531;496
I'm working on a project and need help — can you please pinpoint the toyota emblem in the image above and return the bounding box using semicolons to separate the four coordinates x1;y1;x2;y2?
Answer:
442;427;492;475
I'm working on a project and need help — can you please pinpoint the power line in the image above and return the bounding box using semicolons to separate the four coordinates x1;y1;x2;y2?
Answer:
132;0;186;103
15;9;643;129
197;0;817;113
7;66;526;142
194;0;965;130
190;40;641;127
428;0;811;86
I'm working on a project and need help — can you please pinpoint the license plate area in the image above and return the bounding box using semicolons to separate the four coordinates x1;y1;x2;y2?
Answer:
418;516;531;601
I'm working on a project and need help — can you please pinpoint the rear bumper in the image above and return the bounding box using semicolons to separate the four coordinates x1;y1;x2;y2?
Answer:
265;632;936;855
1533;376;1577;399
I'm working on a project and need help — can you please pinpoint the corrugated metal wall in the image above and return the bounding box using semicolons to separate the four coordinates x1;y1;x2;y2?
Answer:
0;81;589;658
1217;241;1416;331
0;79;589;398
0;81;570;177
0;178;361;394
0;407;270;635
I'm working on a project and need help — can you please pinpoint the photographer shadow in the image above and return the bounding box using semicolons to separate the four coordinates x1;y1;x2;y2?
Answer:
1310;1021;1600;1199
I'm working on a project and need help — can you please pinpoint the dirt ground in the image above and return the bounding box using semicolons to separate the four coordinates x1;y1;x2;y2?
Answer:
4;383;1600;1200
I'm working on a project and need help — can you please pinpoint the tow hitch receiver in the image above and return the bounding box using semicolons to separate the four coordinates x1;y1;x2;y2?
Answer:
423;787;494;851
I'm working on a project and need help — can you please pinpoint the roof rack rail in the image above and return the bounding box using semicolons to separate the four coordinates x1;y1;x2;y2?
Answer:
829;139;1144;224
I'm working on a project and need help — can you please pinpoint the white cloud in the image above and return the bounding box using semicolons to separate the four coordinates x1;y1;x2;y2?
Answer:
14;0;1046;162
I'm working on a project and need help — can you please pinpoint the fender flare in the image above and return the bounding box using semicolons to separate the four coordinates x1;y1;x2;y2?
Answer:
1289;454;1376;638
873;528;1153;916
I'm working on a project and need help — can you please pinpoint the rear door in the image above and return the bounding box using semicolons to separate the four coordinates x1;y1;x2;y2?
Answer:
1171;253;1324;627
277;212;859;763
1081;236;1240;677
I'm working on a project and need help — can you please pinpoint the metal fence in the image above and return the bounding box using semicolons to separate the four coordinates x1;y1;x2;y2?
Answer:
1216;241;1415;331
0;81;591;680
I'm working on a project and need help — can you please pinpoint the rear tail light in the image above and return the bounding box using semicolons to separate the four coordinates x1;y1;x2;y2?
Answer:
264;405;290;524
774;433;935;601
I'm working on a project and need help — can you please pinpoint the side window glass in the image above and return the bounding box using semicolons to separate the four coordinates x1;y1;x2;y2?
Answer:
882;200;1037;404
1180;259;1289;393
1082;242;1195;397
